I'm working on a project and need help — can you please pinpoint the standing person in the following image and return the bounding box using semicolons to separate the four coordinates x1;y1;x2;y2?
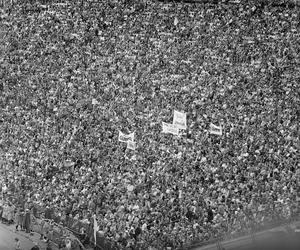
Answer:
0;201;3;222
23;208;31;233
15;238;21;250
2;202;8;223
7;202;14;225
45;241;53;250
65;238;72;250
15;206;23;231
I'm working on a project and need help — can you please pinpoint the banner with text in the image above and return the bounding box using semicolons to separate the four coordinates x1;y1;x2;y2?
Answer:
210;123;222;135
173;110;187;130
118;131;135;143
127;141;136;150
162;122;179;135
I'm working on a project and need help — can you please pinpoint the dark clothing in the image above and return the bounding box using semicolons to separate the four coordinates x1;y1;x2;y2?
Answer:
134;227;141;239
186;210;194;221
207;208;214;222
45;207;53;220
23;211;31;233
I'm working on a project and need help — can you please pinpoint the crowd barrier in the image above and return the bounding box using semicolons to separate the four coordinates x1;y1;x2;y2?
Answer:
31;216;85;250
0;195;117;250
1;191;299;250
0;198;90;250
32;205;117;250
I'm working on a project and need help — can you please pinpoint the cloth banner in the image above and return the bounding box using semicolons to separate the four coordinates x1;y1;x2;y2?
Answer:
173;110;187;130
118;131;134;143
127;141;136;150
162;122;179;135
210;123;222;135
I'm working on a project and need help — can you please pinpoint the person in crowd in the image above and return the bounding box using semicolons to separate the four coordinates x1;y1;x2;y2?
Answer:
30;242;40;250
79;227;89;245
15;206;23;231
15;237;21;250
0;201;3;223
65;238;72;250
46;242;53;250
23;208;31;233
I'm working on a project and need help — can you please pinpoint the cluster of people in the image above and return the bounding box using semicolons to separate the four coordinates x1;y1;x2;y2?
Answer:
0;0;299;249
0;201;31;233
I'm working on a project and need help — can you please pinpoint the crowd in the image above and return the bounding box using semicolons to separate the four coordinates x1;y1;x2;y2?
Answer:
0;0;299;249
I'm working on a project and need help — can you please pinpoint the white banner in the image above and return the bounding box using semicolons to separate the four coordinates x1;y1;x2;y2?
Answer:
210;123;222;135
127;141;136;150
162;122;179;135
173;110;187;130
119;131;134;143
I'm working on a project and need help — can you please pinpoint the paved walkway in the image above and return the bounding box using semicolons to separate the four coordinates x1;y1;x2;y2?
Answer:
0;224;32;250
0;222;52;250
1;221;95;250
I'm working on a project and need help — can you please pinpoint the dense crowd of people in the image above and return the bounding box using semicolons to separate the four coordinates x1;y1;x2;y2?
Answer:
0;0;299;249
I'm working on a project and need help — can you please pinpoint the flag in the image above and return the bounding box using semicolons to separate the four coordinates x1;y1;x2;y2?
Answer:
162;122;179;135
93;215;99;246
173;110;187;130
127;141;136;150
118;131;134;143
210;123;222;135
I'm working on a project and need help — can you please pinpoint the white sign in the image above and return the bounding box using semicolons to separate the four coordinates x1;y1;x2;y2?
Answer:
118;131;134;143
173;110;187;130
210;123;222;135
162;122;179;135
127;141;136;150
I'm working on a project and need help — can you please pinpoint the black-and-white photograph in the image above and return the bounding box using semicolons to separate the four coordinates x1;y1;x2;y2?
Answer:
0;0;299;249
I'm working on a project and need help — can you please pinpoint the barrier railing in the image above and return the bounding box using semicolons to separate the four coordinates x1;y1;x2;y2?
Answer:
0;196;90;250
1;188;299;250
0;191;118;250
33;206;118;250
31;217;85;250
